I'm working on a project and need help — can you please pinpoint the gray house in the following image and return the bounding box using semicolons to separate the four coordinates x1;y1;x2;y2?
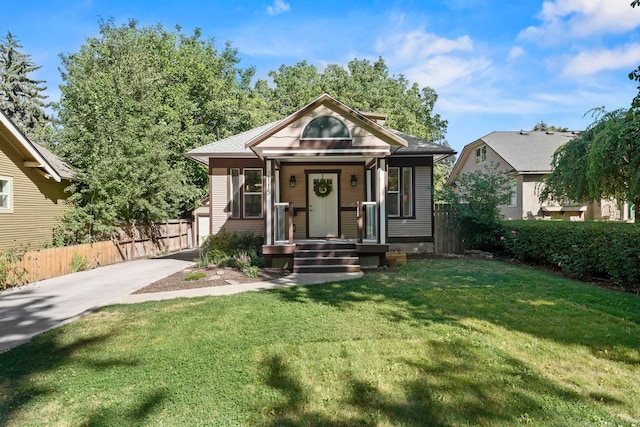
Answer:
447;130;597;220
186;94;455;271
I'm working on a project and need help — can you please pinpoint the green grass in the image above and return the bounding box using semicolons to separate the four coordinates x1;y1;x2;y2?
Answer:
183;271;206;281
1;259;639;426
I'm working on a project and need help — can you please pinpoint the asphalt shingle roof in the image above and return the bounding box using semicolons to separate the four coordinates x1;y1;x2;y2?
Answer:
186;121;455;160
482;131;579;172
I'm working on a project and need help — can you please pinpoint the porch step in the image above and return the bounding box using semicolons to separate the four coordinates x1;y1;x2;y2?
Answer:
293;242;360;274
293;264;362;274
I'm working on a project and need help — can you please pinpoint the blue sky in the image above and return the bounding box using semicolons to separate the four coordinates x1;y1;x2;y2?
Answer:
2;0;639;153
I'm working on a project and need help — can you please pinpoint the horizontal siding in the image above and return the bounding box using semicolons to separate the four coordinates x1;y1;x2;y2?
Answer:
0;140;69;250
211;169;228;235
389;166;432;238
340;211;357;239
211;168;264;237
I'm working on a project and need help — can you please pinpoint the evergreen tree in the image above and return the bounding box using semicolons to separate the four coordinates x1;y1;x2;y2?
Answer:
0;32;51;142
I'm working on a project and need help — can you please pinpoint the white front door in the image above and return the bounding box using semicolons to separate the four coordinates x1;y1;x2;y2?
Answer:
308;173;339;238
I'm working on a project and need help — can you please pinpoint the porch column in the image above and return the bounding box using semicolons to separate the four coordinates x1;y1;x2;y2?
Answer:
265;160;273;245
377;158;386;244
208;159;214;242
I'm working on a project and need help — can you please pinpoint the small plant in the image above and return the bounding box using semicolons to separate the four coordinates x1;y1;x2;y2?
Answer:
195;254;210;268
242;265;260;278
184;271;207;281
0;246;28;289
70;253;89;272
233;252;252;272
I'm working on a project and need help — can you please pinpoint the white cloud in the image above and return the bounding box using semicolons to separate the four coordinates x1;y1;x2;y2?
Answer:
404;56;492;92
508;46;525;62
266;0;290;16
562;44;640;77
376;27;473;60
520;0;640;42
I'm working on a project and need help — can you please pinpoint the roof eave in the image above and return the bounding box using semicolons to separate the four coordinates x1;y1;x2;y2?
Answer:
0;111;62;182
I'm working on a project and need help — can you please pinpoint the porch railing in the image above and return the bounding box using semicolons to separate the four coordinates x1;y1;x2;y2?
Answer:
357;201;378;243
274;202;294;244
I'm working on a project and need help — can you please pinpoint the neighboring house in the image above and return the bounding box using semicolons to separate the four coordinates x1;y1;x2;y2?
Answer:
447;130;599;221
186;93;455;271
0;111;75;250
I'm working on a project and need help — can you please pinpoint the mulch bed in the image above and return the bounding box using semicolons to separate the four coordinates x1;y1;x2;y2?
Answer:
133;266;289;294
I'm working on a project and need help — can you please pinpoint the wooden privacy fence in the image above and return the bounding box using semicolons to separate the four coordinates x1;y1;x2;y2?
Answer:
434;204;464;254
9;220;192;285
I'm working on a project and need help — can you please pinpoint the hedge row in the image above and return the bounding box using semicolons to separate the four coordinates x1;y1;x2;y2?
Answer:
500;220;640;288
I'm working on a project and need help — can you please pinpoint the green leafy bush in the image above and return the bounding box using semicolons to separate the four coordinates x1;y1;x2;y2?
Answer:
0;246;28;289
445;163;510;251
233;252;252;272
242;265;260;278
501;220;640;288
201;230;262;259
200;230;265;278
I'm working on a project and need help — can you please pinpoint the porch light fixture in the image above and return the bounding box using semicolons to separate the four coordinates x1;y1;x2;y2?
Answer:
350;174;358;187
289;175;296;187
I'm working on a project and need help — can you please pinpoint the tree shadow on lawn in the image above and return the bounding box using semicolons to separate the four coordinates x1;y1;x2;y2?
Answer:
257;339;615;426
0;314;168;424
271;260;640;366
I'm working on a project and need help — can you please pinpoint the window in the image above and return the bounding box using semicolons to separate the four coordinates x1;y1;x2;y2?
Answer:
243;169;263;218
475;145;487;164
230;169;240;218
301;116;351;139
508;179;517;206
0;176;12;213
387;167;414;217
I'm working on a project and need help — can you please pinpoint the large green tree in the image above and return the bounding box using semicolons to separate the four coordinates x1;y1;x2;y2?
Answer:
0;32;52;142
540;108;639;222
259;57;448;143
55;20;271;244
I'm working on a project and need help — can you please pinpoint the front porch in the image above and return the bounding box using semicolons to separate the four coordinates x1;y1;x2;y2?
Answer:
263;238;388;273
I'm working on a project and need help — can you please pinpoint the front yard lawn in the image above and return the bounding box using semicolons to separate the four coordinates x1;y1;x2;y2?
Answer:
1;259;639;426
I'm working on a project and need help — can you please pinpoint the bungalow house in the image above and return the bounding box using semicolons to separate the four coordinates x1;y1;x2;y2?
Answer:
447;130;601;221
0;111;75;250
186;94;455;272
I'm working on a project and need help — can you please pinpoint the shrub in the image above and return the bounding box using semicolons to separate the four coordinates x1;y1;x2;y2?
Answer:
0;246;28;289
233;252;252;272
70;253;89;272
201;229;262;259
184;271;207;281
242;265;260;278
501;220;640;288
445;163;510;251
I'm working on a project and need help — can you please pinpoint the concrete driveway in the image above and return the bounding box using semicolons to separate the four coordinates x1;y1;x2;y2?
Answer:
0;254;195;353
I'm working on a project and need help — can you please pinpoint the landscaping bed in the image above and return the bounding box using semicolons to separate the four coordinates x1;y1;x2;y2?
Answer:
133;266;289;294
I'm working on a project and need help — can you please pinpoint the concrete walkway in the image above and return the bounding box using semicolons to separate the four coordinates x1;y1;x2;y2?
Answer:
0;252;362;353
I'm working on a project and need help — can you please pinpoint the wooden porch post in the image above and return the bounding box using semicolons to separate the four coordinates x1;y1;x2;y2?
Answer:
288;202;294;244
378;158;387;244
356;201;363;243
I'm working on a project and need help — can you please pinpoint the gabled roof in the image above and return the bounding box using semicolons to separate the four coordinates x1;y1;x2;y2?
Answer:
448;130;579;183
186;93;455;165
388;128;455;159
0;110;75;181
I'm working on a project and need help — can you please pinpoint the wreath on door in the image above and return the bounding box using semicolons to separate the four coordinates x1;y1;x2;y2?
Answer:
313;179;333;198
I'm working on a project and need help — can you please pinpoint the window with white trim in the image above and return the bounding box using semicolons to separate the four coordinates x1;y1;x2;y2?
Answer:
388;167;414;218
475;145;487;164
243;169;263;218
508;179;517;206
0;176;12;213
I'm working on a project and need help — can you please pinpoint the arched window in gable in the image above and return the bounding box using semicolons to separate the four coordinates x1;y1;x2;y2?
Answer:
301;116;351;139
